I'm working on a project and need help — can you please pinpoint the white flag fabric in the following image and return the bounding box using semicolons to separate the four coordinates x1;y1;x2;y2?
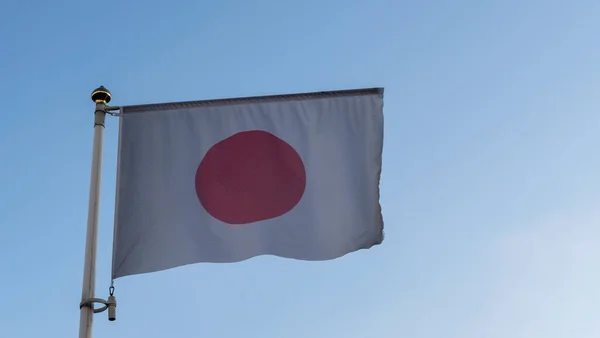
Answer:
112;88;384;279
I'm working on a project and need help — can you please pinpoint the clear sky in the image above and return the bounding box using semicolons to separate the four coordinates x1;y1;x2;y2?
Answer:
1;0;599;337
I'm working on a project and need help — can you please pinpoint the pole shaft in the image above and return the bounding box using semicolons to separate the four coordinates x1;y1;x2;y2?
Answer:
79;103;106;338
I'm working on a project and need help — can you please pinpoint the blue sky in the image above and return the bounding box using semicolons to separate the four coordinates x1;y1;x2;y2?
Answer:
1;0;599;337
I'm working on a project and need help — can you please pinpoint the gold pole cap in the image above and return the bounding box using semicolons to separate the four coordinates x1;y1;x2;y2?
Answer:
91;86;112;104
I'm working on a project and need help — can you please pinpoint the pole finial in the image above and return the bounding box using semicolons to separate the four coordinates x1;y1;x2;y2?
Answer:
91;86;112;104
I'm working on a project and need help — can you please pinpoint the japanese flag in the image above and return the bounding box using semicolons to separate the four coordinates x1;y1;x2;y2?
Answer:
112;88;384;279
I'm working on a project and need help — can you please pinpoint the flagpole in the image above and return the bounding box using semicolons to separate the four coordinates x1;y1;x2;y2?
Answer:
78;86;113;338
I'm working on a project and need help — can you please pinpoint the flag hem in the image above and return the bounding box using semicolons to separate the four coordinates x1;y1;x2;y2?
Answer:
110;107;125;280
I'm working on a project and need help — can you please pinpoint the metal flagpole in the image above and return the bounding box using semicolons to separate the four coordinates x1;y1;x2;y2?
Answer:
78;86;118;338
